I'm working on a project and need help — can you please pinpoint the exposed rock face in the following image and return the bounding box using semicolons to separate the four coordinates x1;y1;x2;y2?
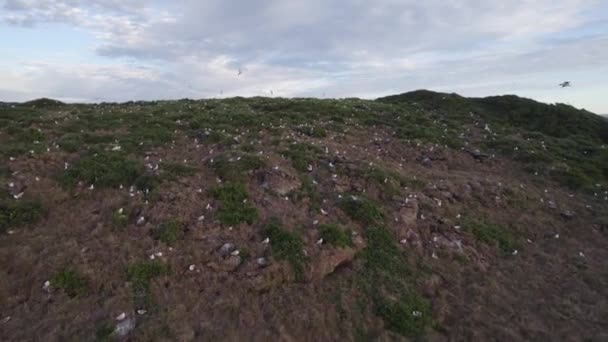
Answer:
305;247;357;282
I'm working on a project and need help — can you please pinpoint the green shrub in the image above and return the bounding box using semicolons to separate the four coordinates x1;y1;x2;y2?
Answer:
52;269;89;297
463;217;516;254
150;220;184;245
212;183;258;225
264;219;307;281
126;260;169;291
339;195;384;225
283;143;322;173
319;224;352;247
62;152;143;188
377;294;432;337
0;200;44;233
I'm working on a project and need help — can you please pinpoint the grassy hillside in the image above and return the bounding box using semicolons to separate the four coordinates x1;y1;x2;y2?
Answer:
1;92;607;341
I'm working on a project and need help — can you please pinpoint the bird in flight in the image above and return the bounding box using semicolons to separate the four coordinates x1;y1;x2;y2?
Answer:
237;68;242;76
559;81;571;88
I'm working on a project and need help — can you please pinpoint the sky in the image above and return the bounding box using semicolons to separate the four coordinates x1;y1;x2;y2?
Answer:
1;0;607;113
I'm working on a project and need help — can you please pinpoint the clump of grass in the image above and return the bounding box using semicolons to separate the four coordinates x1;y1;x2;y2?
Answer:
126;260;169;309
360;227;408;279
377;294;432;337
358;227;433;337
339;195;384;226
264;219;307;281
51;269;89;297
0;200;44;233
462;217;516;254
150;220;184;245
126;261;169;290
212;183;258;225
319;224;352;247
283;143;322;172
62;152;144;188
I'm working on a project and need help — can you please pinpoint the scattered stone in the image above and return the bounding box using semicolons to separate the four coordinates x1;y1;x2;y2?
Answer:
412;310;423;317
136;309;147;315
512;250;518;256
579;251;585;258
219;243;235;256
116;312;126;321
188;264;196;271
42;280;51;292
1;316;10;324
547;201;557;209
554;234;560;239
316;238;324;245
262;237;270;244
197;215;205;222
136;216;146;226
230;250;240;256
13;192;24;200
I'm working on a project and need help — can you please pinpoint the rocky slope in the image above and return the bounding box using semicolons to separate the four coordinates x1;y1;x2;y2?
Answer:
1;91;607;341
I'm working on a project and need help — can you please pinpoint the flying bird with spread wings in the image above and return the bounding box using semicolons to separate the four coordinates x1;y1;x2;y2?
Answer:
559;81;571;88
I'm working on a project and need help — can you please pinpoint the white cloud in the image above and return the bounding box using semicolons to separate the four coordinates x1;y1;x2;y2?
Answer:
0;0;607;112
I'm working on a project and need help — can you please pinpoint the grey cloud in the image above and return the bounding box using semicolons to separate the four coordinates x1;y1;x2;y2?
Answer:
1;0;607;112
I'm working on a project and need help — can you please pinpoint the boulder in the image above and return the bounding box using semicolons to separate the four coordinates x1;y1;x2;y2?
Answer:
306;247;357;282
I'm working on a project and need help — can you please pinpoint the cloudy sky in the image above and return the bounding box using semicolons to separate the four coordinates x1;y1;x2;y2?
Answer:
1;0;607;113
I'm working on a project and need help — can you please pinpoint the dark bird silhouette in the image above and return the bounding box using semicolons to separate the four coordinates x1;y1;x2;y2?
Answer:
559;81;571;88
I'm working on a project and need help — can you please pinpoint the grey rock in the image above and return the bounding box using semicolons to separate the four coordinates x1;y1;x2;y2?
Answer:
219;243;235;256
